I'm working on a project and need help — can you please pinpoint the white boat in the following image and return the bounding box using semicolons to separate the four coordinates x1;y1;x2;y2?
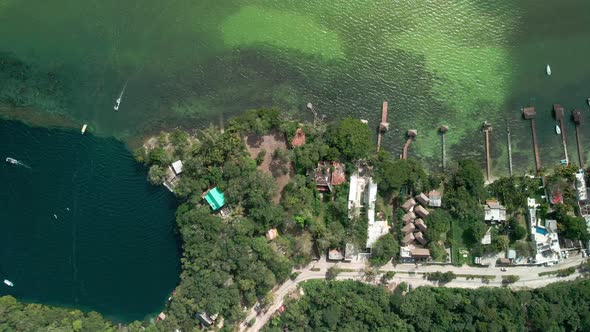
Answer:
3;279;13;287
586;98;590;106
546;64;551;76
555;124;561;135
6;157;18;164
81;124;88;134
114;80;128;111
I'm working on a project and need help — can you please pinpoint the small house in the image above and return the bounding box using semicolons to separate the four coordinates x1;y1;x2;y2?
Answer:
291;128;306;147
402;232;415;246
410;248;431;259
328;248;344;261
415;192;429;206
414;205;430;218
171;160;183;175
402;212;416;224
157;312;167;321
415;218;427;232
402;198;416;212
428;190;442;207
414;231;427;245
314;161;346;192
197;312;218;327
484;200;506;223
203;187;226;211
266;228;279;241
401;222;416;234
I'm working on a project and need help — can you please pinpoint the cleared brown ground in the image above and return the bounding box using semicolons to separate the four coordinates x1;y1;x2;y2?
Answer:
244;132;292;203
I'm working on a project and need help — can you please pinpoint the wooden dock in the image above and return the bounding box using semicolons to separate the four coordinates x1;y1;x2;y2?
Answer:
507;125;513;176
402;130;417;159
482;122;492;181
573;109;584;168
554;104;569;164
440;126;448;170
523;107;541;173
376;101;389;152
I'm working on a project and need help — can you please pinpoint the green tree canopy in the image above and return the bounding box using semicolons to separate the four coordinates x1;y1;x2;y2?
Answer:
326;117;373;161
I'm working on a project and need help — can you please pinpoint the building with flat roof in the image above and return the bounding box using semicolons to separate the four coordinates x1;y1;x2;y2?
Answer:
428;190;442;207
171;160;183;175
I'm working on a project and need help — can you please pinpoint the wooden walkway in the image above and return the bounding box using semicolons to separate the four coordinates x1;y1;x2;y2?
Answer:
531;119;541;172
376;101;389;152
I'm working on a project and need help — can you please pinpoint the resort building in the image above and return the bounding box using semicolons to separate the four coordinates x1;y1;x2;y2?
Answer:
402;232;415;246
265;228;279;241
400;245;431;262
414;205;430;218
415;218;427;232
428;190;442;207
401;198;416;212
414;231;427;245
415;192;429;206
401;222;416;234
402;212;416;224
484;200;506;223
203;187;226;211
527;198;561;265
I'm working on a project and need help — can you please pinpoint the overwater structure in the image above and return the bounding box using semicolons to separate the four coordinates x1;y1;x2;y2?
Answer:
522;107;542;173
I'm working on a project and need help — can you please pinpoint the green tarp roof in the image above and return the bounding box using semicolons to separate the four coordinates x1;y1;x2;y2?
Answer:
205;187;225;210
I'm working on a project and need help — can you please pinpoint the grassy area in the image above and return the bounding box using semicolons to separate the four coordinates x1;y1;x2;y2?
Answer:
538;267;576;277
450;221;472;266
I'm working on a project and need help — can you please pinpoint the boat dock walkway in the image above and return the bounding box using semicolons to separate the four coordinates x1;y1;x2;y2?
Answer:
573;109;584;168
554;104;569;164
482;122;492;181
523;107;542;173
376;101;389;152
402;130;417;159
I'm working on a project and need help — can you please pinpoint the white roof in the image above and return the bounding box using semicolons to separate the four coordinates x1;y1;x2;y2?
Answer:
172;160;183;174
575;171;587;201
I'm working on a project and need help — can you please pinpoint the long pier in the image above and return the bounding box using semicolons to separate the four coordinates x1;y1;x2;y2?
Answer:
573;109;584;168
507;125;513;176
482;122;492;181
554;104;569;164
376;101;389;152
523;107;541;173
402;130;417;159
440;126;448;170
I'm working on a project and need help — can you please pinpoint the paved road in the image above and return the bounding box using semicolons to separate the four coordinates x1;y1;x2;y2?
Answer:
240;255;587;332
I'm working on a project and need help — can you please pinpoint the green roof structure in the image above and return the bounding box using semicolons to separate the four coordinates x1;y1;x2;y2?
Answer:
204;187;225;211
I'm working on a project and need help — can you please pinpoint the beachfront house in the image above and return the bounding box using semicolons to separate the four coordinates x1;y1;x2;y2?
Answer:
414;205;429;218
402;198;416;212
484;200;506;224
415;192;429;206
315;161;346;192
163;160;184;192
203;187;226;211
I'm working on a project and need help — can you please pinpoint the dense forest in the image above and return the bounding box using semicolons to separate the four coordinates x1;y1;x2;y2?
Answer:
264;279;590;332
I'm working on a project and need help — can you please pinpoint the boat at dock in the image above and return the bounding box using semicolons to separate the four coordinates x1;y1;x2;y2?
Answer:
546;64;551;76
6;157;18;164
3;279;13;287
555;124;561;135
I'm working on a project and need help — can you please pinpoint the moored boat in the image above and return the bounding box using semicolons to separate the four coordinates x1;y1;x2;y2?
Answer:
586;98;590;106
5;157;18;164
3;279;13;287
81;124;88;134
546;64;551;76
555;124;561;135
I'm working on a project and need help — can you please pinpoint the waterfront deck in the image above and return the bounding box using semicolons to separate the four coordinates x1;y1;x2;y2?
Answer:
573;109;584;168
482;122;492;181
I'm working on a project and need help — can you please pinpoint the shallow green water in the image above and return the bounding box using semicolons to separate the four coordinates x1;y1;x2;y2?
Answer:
1;0;589;172
0;120;179;321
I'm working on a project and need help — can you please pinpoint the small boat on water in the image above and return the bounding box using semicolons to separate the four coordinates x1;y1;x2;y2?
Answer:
586;98;590;106
81;124;87;134
546;64;552;76
555;124;561;135
6;157;18;164
114;80;128;111
3;279;13;287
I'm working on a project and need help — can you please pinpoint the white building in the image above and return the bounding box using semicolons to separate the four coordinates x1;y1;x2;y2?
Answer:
575;169;587;201
484;200;507;223
527;198;561;265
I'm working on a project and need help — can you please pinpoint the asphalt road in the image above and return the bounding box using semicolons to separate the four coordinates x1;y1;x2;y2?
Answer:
240;255;587;332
